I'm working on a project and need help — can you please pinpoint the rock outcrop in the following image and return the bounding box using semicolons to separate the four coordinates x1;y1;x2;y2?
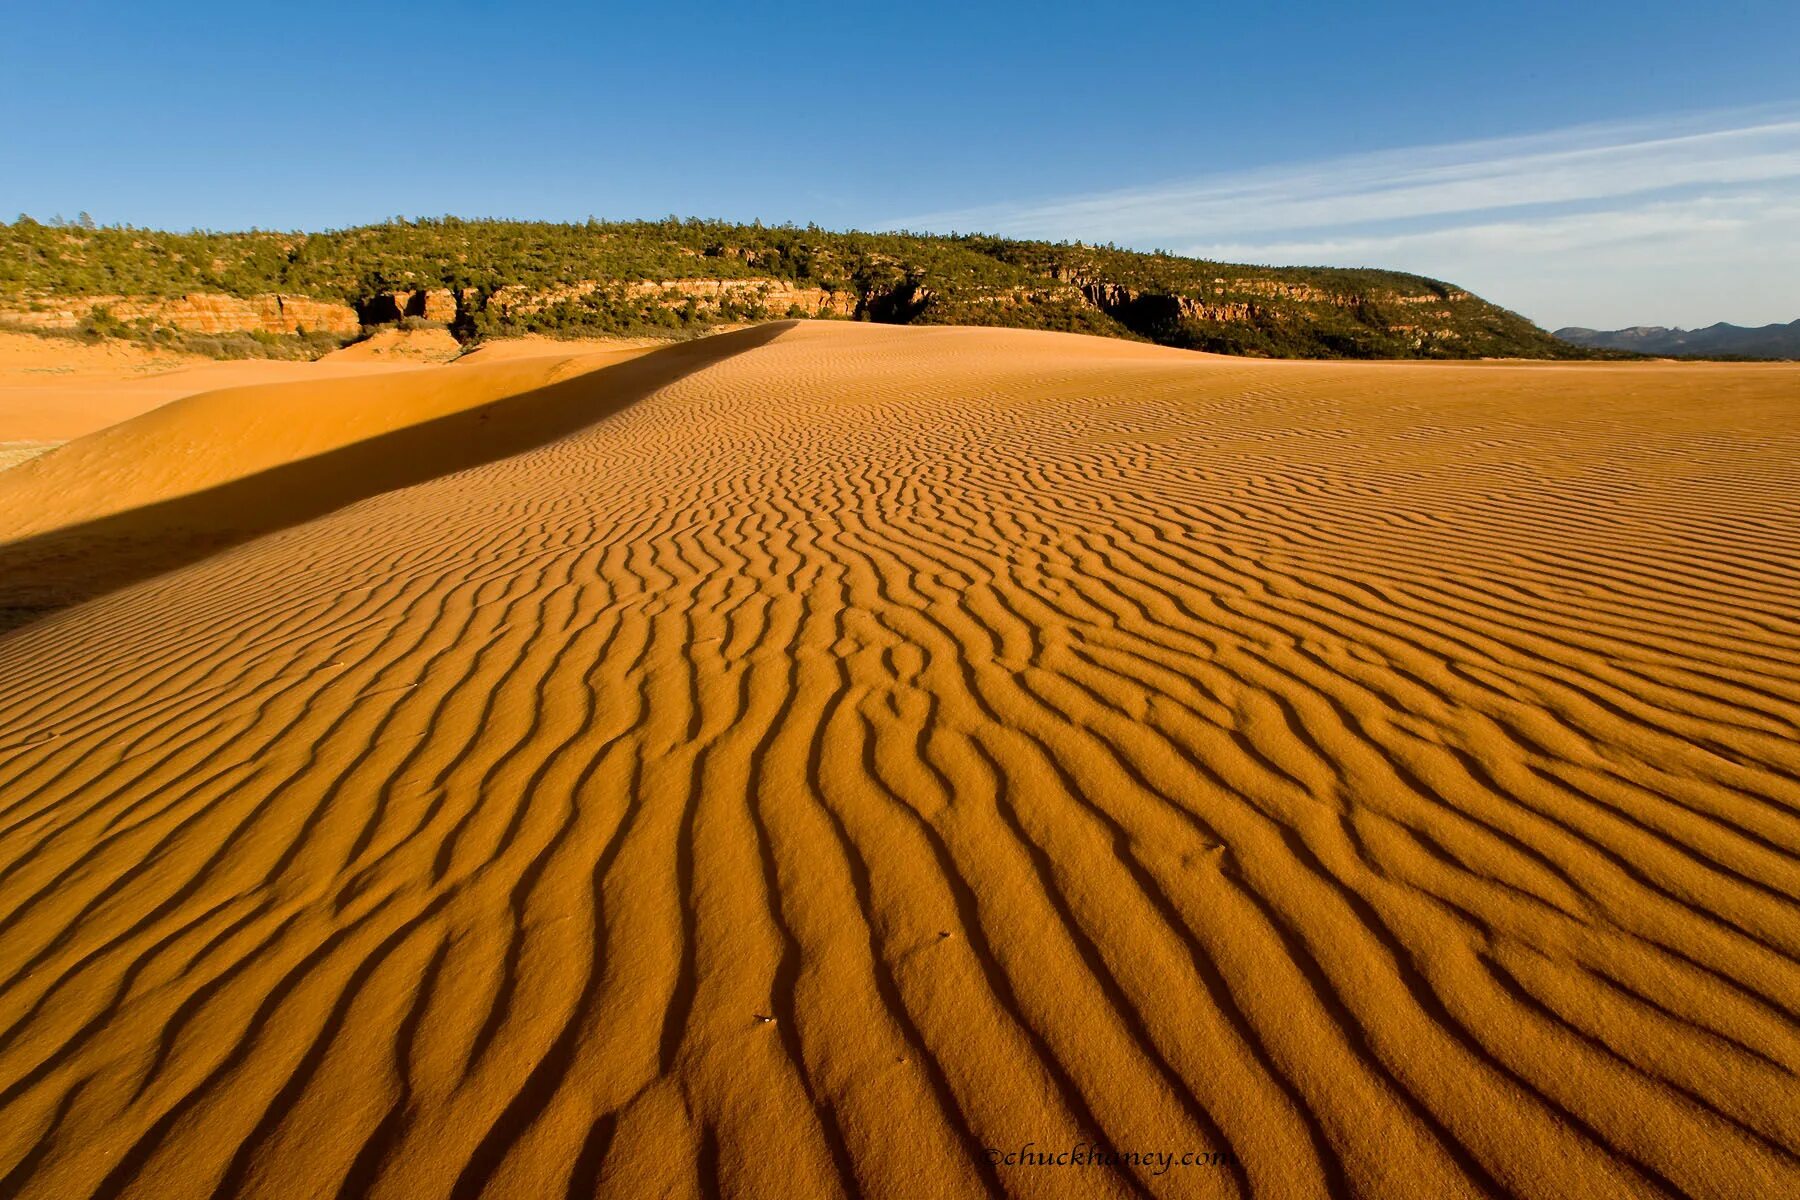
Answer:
484;277;860;321
1;293;360;335
1078;281;1256;324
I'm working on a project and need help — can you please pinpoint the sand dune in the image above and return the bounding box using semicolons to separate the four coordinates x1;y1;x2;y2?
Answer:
0;336;738;627
0;330;426;471
0;322;1796;1198
0;330;433;438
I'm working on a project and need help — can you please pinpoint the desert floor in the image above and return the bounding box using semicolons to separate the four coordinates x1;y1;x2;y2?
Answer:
0;322;1795;1198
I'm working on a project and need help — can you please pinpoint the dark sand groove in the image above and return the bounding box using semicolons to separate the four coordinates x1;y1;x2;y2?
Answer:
0;323;1796;1198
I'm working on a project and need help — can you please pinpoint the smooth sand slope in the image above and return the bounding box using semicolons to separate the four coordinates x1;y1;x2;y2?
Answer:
0;323;1796;1199
0;330;427;471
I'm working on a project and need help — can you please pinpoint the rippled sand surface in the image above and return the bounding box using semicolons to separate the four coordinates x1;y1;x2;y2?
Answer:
1;323;1796;1198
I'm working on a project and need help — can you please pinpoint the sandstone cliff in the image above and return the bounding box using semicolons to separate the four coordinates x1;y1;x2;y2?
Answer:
1;292;360;335
482;277;860;321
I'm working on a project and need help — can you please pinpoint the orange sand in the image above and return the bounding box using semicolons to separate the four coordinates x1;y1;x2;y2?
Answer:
0;322;1796;1198
0;330;422;447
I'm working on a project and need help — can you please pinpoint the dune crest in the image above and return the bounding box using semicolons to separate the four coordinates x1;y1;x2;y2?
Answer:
0;322;1796;1199
0;329;431;448
0;329;780;629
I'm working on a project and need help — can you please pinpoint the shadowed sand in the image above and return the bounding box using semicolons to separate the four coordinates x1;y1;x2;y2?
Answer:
0;329;780;631
0;322;1796;1198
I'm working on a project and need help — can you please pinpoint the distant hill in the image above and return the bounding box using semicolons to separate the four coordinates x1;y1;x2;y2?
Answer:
1;215;1599;360
1555;320;1800;359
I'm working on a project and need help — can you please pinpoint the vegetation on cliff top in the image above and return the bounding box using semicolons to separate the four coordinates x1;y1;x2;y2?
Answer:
6;306;357;361
1;215;1597;359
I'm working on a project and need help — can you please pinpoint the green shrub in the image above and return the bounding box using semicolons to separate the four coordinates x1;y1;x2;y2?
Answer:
0;215;1597;359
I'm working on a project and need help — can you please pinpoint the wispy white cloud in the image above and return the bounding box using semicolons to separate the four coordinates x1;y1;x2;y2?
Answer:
890;106;1800;329
1181;192;1800;265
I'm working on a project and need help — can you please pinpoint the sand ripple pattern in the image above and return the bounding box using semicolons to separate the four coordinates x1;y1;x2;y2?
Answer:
1;324;1797;1198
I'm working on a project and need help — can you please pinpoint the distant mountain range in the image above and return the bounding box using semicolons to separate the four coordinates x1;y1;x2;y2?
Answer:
1554;320;1800;359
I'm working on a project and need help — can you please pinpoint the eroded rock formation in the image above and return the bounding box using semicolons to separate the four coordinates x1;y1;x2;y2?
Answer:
1;293;360;335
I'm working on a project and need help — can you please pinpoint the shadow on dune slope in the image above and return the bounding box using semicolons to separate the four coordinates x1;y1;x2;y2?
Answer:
0;323;792;637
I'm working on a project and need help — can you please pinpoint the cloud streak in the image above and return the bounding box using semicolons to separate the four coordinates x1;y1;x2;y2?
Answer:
890;106;1800;329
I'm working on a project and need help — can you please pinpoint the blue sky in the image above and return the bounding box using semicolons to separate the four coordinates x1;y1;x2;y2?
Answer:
4;1;1797;328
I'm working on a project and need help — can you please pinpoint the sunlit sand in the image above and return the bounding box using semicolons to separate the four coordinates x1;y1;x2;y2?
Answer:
1;322;1795;1198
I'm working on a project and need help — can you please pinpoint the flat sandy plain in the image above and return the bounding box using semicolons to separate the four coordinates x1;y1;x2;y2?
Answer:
0;322;1795;1198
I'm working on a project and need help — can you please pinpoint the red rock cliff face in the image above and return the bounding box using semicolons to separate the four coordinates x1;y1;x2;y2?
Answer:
397;289;458;322
1078;281;1253;323
484;277;859;320
0;293;361;335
